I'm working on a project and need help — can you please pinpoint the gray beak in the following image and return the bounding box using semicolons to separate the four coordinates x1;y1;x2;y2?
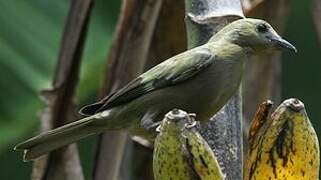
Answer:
270;37;297;53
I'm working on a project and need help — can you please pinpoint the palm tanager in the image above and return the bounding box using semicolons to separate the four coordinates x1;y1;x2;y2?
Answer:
15;18;297;161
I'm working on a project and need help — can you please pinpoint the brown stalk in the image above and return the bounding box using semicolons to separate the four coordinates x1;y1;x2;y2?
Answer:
31;0;94;180
93;1;162;180
130;1;187;179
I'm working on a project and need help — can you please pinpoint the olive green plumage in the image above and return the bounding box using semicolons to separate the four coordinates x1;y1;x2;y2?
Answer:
153;109;224;180
15;18;296;161
244;99;320;180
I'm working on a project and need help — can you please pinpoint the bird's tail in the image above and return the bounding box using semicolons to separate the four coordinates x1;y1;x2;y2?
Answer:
14;116;102;161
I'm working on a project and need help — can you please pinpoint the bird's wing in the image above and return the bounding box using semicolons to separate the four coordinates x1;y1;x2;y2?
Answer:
80;48;215;115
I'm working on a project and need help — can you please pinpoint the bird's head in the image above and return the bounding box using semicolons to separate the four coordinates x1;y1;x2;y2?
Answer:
211;18;297;53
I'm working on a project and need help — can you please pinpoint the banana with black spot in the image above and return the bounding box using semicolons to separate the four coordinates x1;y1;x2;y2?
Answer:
244;98;320;180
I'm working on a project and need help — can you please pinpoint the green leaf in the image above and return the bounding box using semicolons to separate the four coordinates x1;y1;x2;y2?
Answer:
0;0;119;151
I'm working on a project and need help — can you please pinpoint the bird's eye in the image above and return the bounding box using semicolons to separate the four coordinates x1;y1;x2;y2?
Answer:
256;23;268;33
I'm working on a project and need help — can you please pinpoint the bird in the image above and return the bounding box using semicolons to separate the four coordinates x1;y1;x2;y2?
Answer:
15;18;297;161
244;98;320;180
153;109;224;180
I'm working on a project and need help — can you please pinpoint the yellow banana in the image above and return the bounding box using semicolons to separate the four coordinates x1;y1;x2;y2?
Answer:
244;98;320;180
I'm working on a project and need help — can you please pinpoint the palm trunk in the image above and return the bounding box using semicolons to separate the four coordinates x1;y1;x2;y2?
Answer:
184;0;244;179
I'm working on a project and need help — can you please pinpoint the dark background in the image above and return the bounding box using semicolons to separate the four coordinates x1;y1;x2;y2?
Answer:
0;0;319;179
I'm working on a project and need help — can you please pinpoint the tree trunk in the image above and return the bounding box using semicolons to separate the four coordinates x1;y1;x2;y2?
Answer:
184;0;244;179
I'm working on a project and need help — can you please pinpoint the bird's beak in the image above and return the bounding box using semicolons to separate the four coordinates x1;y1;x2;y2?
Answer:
270;36;297;53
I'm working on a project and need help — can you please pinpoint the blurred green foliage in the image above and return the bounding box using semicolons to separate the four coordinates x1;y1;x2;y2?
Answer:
0;0;120;179
0;0;66;149
283;0;321;147
0;0;320;179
